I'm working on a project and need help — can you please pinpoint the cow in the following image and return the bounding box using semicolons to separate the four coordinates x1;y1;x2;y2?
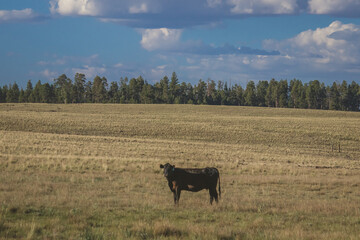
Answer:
159;163;221;204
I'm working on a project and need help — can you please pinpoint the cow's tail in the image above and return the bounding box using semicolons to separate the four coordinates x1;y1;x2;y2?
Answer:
218;171;221;199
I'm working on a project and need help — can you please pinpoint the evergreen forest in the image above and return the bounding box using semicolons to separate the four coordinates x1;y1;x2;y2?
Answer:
1;72;359;111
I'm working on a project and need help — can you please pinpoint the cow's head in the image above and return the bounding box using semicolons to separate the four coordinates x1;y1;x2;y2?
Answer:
160;163;175;178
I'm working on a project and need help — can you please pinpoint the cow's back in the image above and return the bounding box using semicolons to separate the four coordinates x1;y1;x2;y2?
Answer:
174;168;219;191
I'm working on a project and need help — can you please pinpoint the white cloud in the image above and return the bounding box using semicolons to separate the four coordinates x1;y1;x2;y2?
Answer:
40;69;58;80
228;0;298;14
265;21;360;65
49;0;360;28
50;0;99;16
129;3;148;14
37;59;66;66
309;0;360;17
207;0;223;8
139;28;279;56
49;0;303;28
140;28;183;51
71;65;107;78
50;0;160;16
161;21;360;83
0;8;39;23
150;65;168;79
113;62;124;68
44;1;360;83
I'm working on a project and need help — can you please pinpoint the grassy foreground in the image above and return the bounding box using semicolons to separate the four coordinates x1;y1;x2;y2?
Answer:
0;103;359;239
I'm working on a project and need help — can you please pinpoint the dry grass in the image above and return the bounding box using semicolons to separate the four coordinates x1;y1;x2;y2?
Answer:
0;103;359;239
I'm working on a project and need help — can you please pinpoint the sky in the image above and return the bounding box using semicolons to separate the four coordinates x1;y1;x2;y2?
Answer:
1;0;360;87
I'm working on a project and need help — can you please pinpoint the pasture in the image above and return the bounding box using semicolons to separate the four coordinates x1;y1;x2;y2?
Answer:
0;103;359;239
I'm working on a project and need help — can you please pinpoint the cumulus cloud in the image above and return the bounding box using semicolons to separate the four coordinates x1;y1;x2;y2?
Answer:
49;0;304;28
50;0;99;16
309;0;360;17
34;54;115;81
71;65;107;78
49;0;360;28
49;0;360;29
0;8;43;23
166;21;360;83
44;1;360;83
40;69;58;80
245;20;360;80
50;0;161;16
140;27;279;56
207;0;222;8
228;0;298;14
140;28;183;51
264;21;360;64
129;3;148;14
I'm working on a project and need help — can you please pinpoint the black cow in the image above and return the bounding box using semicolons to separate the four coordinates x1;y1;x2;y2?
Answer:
160;163;221;204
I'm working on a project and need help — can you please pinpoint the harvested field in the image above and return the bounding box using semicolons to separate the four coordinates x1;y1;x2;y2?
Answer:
0;103;359;239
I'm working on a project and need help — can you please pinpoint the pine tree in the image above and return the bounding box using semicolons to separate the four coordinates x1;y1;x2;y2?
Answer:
92;76;108;103
73;73;86;103
289;79;304;108
169;72;180;104
347;81;359;111
54;74;72;104
24;80;33;102
227;85;238;105
109;81;120;103
306;80;324;109
206;79;217;105
128;76;144;103
160;76;169;103
266;79;277;107
32;80;42;103
84;81;93;103
153;82;162;104
216;81;224;105
140;82;154;104
119;77;129;103
40;83;54;103
329;82;340;110
216;81;230;105
256;80;268;107
339;80;349;111
178;82;188;104
0;86;3;103
244;81;256;106
278;80;288;108
195;79;207;104
319;82;327;109
6;83;20;103
234;84;244;106
186;83;194;104
0;86;8;103
19;89;25;103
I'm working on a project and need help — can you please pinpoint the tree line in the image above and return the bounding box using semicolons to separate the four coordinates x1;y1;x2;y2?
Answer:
1;72;359;111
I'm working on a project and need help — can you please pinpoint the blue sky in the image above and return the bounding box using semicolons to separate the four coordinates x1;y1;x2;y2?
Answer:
1;0;360;87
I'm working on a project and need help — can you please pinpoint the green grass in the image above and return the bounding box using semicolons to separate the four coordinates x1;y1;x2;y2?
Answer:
0;103;360;239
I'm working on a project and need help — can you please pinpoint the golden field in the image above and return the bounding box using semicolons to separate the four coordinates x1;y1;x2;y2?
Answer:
0;103;359;239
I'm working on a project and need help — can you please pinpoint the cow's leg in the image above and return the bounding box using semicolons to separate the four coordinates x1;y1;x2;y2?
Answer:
173;187;181;204
173;191;177;204
175;188;181;204
210;187;218;204
213;189;219;203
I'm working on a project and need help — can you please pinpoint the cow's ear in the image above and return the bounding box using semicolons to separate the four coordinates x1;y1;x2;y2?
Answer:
160;164;164;169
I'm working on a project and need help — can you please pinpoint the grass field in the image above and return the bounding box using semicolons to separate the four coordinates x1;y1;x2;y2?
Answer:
0;103;359;239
